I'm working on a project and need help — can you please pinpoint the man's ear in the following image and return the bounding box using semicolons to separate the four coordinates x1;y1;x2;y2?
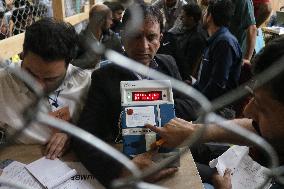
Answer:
160;33;163;42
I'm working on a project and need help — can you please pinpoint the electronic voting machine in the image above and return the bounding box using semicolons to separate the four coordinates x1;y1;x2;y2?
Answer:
120;80;175;157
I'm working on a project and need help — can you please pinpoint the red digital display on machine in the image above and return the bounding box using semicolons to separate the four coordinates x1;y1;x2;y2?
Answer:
132;91;162;101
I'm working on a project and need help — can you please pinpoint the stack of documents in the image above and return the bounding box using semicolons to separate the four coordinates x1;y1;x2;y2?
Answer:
0;157;104;189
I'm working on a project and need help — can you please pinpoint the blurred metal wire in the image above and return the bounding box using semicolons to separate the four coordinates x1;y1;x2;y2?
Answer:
0;1;284;189
0;60;142;189
105;49;284;188
0;0;88;40
37;113;141;177
0;0;50;40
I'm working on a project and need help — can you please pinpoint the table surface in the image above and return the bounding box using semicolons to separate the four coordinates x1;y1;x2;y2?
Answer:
0;144;203;189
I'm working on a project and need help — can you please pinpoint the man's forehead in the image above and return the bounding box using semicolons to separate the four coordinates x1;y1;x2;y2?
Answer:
137;17;160;33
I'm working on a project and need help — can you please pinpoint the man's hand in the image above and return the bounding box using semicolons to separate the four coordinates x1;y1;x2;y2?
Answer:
45;132;70;159
212;169;232;189
145;118;195;148
242;58;250;65
131;150;178;182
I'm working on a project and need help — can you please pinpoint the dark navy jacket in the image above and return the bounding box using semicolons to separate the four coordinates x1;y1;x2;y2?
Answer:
194;27;242;100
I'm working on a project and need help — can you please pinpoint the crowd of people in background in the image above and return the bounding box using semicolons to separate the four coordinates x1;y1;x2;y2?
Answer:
1;0;284;189
0;0;48;39
0;0;87;39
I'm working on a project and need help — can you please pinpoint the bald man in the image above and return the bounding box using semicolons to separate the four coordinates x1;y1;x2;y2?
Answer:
72;4;123;69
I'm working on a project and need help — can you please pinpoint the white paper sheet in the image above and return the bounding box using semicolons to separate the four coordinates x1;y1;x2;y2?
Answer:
209;145;272;189
126;106;156;127
25;157;77;189
64;162;105;189
0;161;43;189
0;161;104;189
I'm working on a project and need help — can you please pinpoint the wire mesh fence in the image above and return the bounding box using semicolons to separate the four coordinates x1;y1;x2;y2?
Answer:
0;0;49;39
0;1;284;189
0;0;88;40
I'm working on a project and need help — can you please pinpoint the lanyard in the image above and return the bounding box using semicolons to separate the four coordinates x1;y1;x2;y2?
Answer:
48;90;62;108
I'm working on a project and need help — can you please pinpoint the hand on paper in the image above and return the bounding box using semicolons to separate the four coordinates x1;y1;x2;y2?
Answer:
45;132;70;159
126;150;178;182
212;169;232;189
145;118;195;148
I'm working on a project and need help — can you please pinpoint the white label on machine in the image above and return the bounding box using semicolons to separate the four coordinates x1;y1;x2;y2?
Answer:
122;128;155;135
125;106;156;127
145;133;157;151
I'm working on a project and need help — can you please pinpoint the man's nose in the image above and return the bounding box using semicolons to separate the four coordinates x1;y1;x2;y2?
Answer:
36;78;47;91
137;37;149;51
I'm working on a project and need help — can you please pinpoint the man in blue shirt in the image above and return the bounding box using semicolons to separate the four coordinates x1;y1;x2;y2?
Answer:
194;0;242;102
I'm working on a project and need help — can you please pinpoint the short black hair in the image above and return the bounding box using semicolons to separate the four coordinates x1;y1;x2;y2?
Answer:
122;3;163;32
23;18;78;65
252;36;284;105
182;4;202;23
103;1;124;12
207;0;234;27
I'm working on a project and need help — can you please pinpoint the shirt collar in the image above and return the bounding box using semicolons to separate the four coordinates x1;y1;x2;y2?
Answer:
127;56;159;80
86;29;103;43
55;65;74;92
207;26;228;44
149;58;159;69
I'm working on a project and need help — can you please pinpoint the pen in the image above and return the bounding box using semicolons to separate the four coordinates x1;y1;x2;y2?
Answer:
151;139;166;149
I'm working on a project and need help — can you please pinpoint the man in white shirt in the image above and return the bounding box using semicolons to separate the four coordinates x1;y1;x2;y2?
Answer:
0;18;91;159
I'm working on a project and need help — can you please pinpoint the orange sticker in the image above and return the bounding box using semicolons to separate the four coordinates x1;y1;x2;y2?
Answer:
49;106;71;122
48;106;71;133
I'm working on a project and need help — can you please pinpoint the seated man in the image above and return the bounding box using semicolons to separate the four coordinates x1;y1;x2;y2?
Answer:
194;0;242;102
158;3;206;82
146;36;284;188
0;18;91;159
72;4;123;70
73;3;198;187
